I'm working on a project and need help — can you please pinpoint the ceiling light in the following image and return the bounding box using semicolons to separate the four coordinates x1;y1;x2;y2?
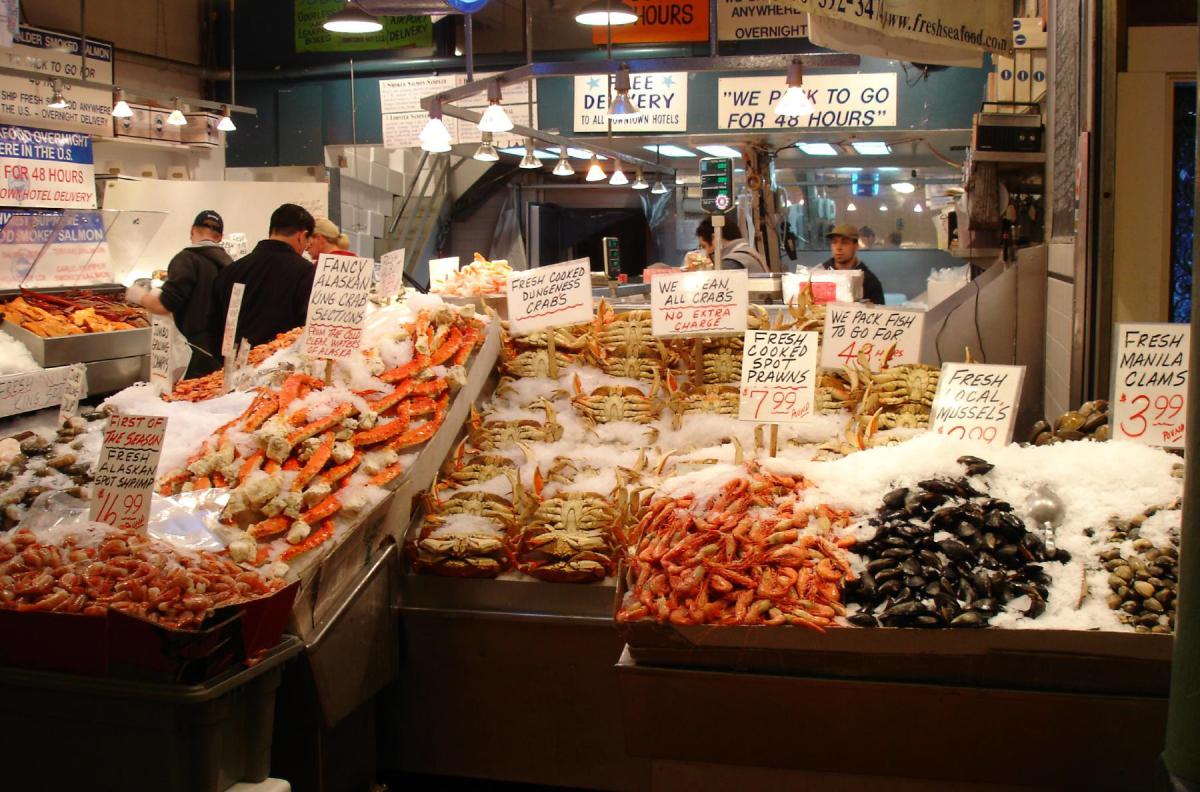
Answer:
913;202;924;213
891;182;915;194
608;64;643;119
876;167;902;172
519;139;542;169
850;141;891;155
774;60;815;118
696;145;741;158
651;177;670;194
474;131;499;162
631;168;649;190
846;202;857;212
323;2;383;33
643;144;696;158
217;104;236;132
167;99;188;126
553;146;574;176
795;142;838;156
419;99;452;153
609;161;629;186
585;155;606;182
836;167;863;173
499;147;555;159
478;82;514;133
111;89;132;118
575;0;638;26
879;204;888;212
47;80;68;110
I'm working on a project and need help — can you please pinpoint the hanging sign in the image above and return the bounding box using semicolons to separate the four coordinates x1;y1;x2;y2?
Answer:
820;304;925;371
591;0;709;43
929;363;1024;445
90;414;166;532
384;103;532;151
718;73;897;130
220;232;249;260
573;72;687;132
717;0;809;42
149;314;177;394
378;248;406;299
428;255;460;291
505;258;594;335
0;124;97;209
304;254;373;359
379;75;459;115
57;363;87;426
295;1;432;52
0;26;114;136
0;365;75;419
1111;322;1190;448
738;330;818;423
221;282;245;357
778;0;1013;56
651;269;749;337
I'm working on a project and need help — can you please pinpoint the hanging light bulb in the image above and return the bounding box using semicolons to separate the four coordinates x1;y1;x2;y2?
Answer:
879;203;888;212
607;63;643;119
575;0;638;25
913;201;924;213
585;154;606;182
111;89;133;118
323;2;383;33
846;202;857;212
419;99;452;153
519;138;541;169
631;168;649;190
552;146;574;176
217;104;236;132
166;99;188;126
478;82;514;133
774;60;815;118
473;131;499;162
651;177;669;194
609;160;629;186
47;80;68;110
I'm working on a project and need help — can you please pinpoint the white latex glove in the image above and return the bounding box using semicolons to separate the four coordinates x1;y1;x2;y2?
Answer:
125;284;148;305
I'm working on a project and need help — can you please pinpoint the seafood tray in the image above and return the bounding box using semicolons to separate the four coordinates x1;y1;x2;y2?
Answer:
1;319;150;367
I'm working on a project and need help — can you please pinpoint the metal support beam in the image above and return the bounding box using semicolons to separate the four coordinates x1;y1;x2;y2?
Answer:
0;65;258;116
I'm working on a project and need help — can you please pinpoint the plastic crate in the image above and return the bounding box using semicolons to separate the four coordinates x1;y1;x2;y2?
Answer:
0;636;303;792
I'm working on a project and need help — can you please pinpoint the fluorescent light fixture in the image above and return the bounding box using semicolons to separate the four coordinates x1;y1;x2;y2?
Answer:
585;155;606;182
47;80;68;110
111;89;133;118
913;202;924;213
876;167;902;172
609;161;629;186
696;144;741;158
891;181;916;194
836;167;863;173
478;82;514;133
651;177;670;194
631;168;649;190
850;141;891;155
167;99;188;126
879;204;889;212
608;64;643;119
419;99;452;153
552;147;574;176
217;104;236;132
575;0;638;26
774;60;815;118
846;202;857;212
323;2;383;33
643;144;696;158
795;142;838;156
474;132;499;162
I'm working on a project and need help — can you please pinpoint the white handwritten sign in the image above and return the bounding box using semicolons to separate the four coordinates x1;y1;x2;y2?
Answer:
90;414;166;531
505;258;594;336
234;338;252;390
573;72;688;132
820;304;925;371
428;255;460;292
0;365;73;419
220;232;249;260
304;253;373;359
1112;322;1190;448
221;282;245;357
378;247;405;299
739;330;818;423
57;363;87;426
717;72;897;131
651;269;749;337
149;314;175;394
929;363;1024;445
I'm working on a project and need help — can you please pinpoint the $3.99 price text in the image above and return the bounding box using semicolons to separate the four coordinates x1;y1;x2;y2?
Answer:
741;387;812;420
1119;393;1185;440
91;488;148;530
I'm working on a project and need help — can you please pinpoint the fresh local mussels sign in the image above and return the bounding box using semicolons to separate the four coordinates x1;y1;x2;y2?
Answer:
294;0;431;52
717;0;809;42
718;72;897;130
573;72;687;132
1112;322;1190;449
0;125;96;209
929;363;1024;446
0;26;113;136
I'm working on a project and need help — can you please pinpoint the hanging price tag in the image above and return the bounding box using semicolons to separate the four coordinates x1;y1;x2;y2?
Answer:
820;303;925;371
233;338;252;390
149;314;176;395
89;414;167;531
929;363;1024;445
1112;322;1190;448
378;248;406;299
738;330;818;422
57;363;88;427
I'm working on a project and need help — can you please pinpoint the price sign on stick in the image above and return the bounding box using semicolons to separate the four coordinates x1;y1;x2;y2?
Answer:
651;269;749;337
428;255;460;292
929;363;1025;445
739;330;818;422
221;282;245;358
1112;322;1190;448
378;248;406;299
820;304;926;371
90;414;167;531
0;367;75;419
505;258;594;335
57;363;87;427
149;315;176;395
304;254;373;359
234;338;252;390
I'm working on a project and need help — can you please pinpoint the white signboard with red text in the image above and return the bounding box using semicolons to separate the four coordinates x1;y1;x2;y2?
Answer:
0;124;96;209
1112;322;1190;449
650;269;748;337
90;414;167;531
929;363;1024;446
738;330;818;423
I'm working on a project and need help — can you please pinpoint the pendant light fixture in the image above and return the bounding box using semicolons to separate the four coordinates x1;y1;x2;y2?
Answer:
650;176;669;194
478;82;514;133
519;138;541;169
879;203;888;212
323;2;383;33
585;154;606;182
217;104;236;132
846;201;857;212
609;160;628;186
166;98;188;126
913;201;924;213
575;0;638;26
774;60;815;118
47;80;68;110
631;167;648;190
607;63;642;119
473;131;499;162
552;146;574;176
419;98;452;153
891;169;917;194
110;89;133;118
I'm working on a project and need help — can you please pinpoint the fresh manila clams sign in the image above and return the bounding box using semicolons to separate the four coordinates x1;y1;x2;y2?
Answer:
1111;322;1190;448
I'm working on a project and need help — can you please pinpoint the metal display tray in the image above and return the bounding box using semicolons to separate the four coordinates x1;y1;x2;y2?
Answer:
2;320;150;367
84;354;150;395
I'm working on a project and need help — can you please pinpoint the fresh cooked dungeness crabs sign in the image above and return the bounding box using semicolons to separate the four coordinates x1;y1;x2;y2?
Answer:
651;269;748;337
505;258;594;335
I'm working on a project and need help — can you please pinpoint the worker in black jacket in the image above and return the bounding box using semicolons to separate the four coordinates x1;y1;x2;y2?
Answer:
126;210;231;379
821;223;886;305
211;203;317;350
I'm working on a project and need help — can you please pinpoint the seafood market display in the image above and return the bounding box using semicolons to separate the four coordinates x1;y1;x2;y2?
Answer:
1;290;148;337
1030;399;1110;444
432;253;512;297
1102;500;1180;634
1;415;102;530
165;328;305;402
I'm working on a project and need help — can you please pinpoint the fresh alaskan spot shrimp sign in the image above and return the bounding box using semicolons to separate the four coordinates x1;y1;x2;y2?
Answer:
90;414;166;532
820;303;925;371
505;258;594;335
929;363;1024;446
651;269;749;337
1112;322;1190;448
739;330;818;423
304;254;373;359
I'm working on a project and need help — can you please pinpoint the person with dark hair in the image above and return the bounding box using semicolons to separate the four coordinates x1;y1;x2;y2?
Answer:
211;203;317;349
858;226;877;249
695;216;768;273
821;224;885;304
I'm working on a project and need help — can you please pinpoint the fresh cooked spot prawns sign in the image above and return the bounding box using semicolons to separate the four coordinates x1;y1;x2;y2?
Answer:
651;269;748;337
1112;322;1190;448
929;363;1024;446
820;303;925;371
738;330;818;422
304;254;373;359
90;414;166;531
505;258;594;335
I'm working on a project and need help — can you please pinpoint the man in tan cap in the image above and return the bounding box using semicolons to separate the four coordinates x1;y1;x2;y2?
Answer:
822;223;885;304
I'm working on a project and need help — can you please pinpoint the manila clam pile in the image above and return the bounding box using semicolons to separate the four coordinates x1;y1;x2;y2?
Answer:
1102;503;1179;634
846;456;1069;628
1029;399;1109;444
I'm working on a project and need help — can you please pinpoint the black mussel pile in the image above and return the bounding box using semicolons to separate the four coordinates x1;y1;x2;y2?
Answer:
846;456;1071;628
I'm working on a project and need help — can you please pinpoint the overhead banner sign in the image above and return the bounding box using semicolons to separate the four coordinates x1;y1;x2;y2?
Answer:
379;75;459;115
808;13;982;68
295;0;432;52
779;0;1013;56
592;0;708;43
573;72;687;132
718;0;809;42
0;124;97;209
718;72;897;131
0;26;114;136
381;73;534;150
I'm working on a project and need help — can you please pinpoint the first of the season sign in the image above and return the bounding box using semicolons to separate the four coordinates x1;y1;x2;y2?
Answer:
1111;322;1190;448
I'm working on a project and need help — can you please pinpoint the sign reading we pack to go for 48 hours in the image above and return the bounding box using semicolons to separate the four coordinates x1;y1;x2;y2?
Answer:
1112;322;1190;449
820;303;925;371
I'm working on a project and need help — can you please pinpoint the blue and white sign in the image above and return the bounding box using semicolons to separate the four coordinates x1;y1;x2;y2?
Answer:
0;124;96;209
0;26;114;136
573;72;688;132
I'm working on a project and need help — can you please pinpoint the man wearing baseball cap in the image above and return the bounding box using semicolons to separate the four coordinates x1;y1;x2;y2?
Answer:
126;209;233;378
822;223;885;305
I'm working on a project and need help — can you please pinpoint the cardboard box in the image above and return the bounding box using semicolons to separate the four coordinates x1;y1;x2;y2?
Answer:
1032;51;1049;102
181;112;221;145
148;109;181;143
994;55;1015;110
1014;50;1033;104
113;103;151;139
